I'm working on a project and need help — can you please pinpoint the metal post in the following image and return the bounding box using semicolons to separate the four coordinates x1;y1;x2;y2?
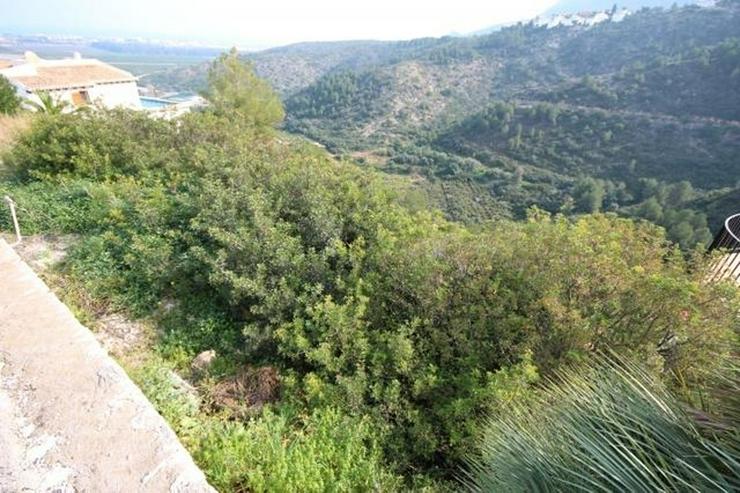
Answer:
3;196;21;246
708;213;740;285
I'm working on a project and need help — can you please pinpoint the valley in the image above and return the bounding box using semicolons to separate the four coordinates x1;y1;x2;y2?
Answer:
147;1;740;248
1;1;739;490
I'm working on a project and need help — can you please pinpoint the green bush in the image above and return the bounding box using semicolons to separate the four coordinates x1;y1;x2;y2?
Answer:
3;109;737;485
196;407;402;492
131;356;402;492
2;110;176;180
0;75;20;115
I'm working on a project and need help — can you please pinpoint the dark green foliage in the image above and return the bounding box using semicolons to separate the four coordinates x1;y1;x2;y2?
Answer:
0;75;21;115
4;110;738;484
572;177;605;212
150;1;739;238
435;101;724;248
625;180;713;249
556;2;740;76
540;38;740;121
690;185;740;232
441;101;738;190
287;71;390;119
203;48;285;128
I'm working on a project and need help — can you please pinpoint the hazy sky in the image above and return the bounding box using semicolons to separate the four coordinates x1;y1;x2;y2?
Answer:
1;0;560;49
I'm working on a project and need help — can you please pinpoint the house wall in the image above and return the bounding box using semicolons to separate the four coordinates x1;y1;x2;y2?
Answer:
88;81;142;109
14;81;141;112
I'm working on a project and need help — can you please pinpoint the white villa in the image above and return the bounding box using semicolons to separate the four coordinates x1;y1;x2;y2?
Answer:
0;51;142;111
0;51;205;117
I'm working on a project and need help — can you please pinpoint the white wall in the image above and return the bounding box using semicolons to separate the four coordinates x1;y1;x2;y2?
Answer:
17;81;142;112
88;81;142;109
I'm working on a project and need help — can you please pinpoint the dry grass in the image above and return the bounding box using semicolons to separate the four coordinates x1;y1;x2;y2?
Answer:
206;366;281;417
0;114;32;152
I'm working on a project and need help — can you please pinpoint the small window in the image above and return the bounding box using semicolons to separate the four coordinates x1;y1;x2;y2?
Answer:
71;90;90;107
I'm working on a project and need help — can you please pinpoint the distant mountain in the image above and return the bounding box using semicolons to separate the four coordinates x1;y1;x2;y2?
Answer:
471;0;703;35
151;0;740;243
280;0;740;242
545;0;699;15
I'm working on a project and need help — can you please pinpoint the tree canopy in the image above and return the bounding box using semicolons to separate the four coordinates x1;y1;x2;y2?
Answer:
202;48;285;128
0;75;21;115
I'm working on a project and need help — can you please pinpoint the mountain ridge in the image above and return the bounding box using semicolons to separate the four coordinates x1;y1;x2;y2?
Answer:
149;0;740;245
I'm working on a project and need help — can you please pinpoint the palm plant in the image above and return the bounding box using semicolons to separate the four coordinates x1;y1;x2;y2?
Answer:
464;356;740;492
25;91;70;114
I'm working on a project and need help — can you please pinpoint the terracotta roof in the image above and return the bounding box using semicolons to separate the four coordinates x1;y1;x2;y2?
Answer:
11;63;135;90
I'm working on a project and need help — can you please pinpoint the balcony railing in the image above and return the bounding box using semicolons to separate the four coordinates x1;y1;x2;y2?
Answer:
708;213;740;284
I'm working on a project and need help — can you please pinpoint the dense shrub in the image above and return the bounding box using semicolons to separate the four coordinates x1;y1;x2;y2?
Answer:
0;76;21;115
3;110;176;180
132;358;402;492
3;109;737;485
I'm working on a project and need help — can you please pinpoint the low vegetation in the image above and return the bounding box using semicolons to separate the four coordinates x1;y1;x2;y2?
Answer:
0;75;21;115
1;52;738;491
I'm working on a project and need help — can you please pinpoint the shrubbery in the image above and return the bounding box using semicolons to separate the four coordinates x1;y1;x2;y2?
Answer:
3;108;737;488
134;358;402;492
0;75;21;115
2;55;737;489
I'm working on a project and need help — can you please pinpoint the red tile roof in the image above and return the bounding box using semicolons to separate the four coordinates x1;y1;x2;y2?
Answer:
11;63;135;90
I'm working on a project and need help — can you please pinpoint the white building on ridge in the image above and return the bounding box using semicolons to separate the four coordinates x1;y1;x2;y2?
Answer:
0;51;142;111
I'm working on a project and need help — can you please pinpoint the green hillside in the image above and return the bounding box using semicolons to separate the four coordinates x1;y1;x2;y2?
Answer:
253;0;740;246
536;38;740;121
2;33;738;493
149;5;739;249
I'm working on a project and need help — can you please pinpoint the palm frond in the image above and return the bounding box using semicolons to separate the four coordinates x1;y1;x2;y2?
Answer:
24;91;70;114
464;355;740;492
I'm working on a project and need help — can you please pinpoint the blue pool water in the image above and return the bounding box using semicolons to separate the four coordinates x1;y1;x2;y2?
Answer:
166;92;198;102
140;97;175;109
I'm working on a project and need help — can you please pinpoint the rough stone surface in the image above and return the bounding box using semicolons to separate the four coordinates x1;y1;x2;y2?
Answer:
191;350;217;374
95;312;149;357
0;239;215;492
10;233;76;274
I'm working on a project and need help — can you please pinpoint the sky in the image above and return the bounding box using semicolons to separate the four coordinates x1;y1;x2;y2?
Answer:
0;0;561;49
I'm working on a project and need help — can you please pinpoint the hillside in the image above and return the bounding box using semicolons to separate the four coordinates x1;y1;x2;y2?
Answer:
2;38;739;492
276;1;739;245
2;105;737;493
147;0;740;245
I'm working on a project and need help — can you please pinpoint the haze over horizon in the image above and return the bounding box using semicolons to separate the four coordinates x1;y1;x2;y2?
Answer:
1;0;566;49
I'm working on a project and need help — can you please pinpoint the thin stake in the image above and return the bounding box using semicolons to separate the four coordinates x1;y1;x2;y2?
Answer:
4;196;21;246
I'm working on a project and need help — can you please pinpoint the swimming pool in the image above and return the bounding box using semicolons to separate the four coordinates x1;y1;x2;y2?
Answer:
140;97;175;109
